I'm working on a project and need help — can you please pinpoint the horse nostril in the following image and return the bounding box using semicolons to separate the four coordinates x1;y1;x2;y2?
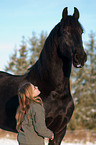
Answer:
74;54;79;62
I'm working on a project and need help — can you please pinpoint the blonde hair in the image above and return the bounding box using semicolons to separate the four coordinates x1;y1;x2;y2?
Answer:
16;82;43;131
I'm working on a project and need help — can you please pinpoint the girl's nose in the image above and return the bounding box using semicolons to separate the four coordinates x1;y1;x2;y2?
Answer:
35;86;38;89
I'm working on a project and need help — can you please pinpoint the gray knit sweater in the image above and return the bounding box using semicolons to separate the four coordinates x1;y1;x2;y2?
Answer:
17;102;53;145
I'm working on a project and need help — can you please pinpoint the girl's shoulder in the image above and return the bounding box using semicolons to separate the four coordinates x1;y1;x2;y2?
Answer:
30;102;44;111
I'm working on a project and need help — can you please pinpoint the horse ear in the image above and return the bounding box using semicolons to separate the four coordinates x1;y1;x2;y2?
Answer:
73;7;79;19
62;7;68;20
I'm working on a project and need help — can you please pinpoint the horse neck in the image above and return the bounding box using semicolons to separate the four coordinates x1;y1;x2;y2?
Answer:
37;25;58;68
37;23;72;80
27;25;72;97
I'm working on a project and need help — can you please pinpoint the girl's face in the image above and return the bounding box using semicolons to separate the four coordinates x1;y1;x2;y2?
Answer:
31;84;41;97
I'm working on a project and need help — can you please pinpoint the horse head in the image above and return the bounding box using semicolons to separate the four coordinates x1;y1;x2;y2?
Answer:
58;7;87;68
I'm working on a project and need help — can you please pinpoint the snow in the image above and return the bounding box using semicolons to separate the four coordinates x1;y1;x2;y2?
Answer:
0;138;96;145
0;138;18;145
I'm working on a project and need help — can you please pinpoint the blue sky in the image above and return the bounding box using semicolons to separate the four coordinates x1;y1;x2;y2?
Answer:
0;0;96;71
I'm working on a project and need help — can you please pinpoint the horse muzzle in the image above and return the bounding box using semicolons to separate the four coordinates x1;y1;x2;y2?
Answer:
73;51;87;68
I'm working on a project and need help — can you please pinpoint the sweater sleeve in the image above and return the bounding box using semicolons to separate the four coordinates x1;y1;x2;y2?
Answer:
31;103;53;139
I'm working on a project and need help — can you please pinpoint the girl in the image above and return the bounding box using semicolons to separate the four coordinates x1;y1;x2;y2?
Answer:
16;82;54;145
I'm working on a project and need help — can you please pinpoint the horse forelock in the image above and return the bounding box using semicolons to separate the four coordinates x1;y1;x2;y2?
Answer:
61;15;84;34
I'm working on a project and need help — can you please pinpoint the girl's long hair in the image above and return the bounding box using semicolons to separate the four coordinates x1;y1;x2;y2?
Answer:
15;82;43;132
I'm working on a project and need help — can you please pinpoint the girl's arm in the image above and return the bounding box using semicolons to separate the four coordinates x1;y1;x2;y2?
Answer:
31;103;54;139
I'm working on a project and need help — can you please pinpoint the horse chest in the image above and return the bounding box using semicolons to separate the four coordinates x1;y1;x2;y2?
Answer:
45;94;74;119
45;95;74;132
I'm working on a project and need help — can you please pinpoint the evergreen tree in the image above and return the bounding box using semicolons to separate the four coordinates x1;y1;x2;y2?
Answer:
5;36;29;75
5;32;47;75
5;48;18;74
29;31;47;67
16;36;29;74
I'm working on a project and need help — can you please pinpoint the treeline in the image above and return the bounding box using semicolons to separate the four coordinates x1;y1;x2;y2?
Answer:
68;32;96;131
5;31;47;74
5;31;96;130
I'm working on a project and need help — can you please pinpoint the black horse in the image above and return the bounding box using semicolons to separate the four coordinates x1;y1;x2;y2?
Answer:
0;7;87;145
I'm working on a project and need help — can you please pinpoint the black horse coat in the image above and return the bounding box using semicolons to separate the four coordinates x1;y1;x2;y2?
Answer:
0;7;87;145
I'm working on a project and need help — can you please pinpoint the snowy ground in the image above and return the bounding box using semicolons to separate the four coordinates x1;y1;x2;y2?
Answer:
0;138;96;145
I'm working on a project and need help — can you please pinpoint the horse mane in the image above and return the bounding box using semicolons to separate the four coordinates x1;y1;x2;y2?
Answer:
28;23;61;73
